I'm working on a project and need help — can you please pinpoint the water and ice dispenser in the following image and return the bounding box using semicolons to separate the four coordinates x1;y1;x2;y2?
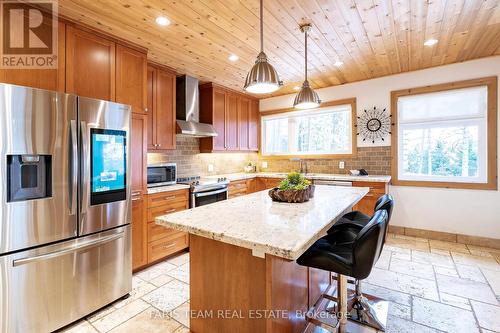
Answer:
7;155;52;202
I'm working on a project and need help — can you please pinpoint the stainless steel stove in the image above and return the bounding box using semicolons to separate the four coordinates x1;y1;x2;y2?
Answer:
177;176;229;208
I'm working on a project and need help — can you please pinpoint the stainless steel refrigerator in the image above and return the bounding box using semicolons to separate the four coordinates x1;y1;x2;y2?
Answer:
0;83;132;333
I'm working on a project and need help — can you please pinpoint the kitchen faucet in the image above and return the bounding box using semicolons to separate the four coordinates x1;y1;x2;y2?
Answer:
291;158;308;174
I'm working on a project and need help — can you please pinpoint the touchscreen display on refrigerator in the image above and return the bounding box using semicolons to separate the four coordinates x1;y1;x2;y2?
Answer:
90;129;127;205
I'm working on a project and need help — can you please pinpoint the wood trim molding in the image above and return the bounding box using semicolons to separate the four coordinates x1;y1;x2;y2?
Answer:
59;15;148;54
390;76;498;190
147;61;177;76
388;225;500;250
259;98;358;159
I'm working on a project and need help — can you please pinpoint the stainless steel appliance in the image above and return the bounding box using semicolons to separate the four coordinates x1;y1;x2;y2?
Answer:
147;163;177;188
0;83;132;333
178;176;229;208
176;75;218;137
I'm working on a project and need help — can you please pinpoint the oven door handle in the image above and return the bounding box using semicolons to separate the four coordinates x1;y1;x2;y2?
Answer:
194;188;228;198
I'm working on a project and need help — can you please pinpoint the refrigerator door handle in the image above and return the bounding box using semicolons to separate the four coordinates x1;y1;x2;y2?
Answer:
69;120;78;215
80;121;89;214
12;232;124;267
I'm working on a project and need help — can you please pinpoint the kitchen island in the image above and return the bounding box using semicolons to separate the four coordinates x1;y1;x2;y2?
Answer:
156;185;369;333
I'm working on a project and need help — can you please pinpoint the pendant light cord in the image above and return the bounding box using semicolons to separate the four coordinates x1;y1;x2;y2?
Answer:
304;28;308;82
260;0;264;52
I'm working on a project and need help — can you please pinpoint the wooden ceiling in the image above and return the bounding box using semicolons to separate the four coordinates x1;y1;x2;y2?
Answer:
59;0;500;97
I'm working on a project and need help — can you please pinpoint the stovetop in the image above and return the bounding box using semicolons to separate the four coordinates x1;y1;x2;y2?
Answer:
177;176;229;192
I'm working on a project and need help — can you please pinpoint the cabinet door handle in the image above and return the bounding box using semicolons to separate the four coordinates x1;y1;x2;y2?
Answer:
162;242;176;250
144;108;148;112
157;144;161;147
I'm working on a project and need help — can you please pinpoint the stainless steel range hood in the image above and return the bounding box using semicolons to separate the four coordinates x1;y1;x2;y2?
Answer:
176;75;217;137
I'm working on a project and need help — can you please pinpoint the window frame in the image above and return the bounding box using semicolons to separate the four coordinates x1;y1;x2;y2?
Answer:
391;77;498;190
259;98;357;159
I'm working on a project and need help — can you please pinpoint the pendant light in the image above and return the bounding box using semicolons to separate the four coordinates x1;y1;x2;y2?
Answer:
243;0;283;94
294;24;321;109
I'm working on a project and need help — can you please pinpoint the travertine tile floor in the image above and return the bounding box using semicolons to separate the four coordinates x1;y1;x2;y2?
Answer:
59;233;500;333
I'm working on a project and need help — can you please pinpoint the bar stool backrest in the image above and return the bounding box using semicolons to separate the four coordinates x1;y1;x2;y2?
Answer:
373;194;394;223
351;210;388;280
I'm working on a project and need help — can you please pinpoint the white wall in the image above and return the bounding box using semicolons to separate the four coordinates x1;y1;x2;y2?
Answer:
260;56;500;239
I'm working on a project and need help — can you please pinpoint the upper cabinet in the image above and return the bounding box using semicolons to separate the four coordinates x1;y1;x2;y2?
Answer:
147;64;176;151
199;83;259;153
249;100;259;151
66;25;116;101
116;44;147;114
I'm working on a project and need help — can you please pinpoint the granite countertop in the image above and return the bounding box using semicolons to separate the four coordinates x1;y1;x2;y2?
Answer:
156;185;369;260
207;172;391;183
147;184;190;194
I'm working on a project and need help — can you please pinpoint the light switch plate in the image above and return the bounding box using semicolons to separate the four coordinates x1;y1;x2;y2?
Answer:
262;161;268;169
339;161;345;169
208;164;214;172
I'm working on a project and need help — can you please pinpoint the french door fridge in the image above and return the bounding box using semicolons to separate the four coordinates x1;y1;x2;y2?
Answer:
0;83;132;333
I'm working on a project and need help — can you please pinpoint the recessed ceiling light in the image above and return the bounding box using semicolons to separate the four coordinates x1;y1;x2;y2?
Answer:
293;86;301;91
228;54;239;62
424;38;438;46
155;16;170;26
334;61;343;67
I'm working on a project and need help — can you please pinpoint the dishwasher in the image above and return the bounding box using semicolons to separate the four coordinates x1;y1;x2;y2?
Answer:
314;179;353;186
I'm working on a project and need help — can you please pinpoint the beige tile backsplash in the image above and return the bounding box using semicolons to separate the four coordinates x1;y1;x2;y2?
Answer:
148;137;391;177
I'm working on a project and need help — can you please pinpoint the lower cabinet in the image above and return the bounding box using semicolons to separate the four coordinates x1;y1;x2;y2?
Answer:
133;188;190;271
146;189;190;264
352;181;388;216
148;233;189;263
228;180;248;198
132;195;148;271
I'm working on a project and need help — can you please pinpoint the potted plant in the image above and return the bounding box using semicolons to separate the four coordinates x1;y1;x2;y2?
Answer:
269;172;315;203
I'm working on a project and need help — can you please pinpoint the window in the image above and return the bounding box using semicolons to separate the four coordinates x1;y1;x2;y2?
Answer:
392;77;497;189
261;99;356;157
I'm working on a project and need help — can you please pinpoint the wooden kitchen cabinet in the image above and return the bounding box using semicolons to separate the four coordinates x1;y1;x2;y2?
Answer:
116;44;147;114
146;189;190;264
226;93;239;150
132;195;148;271
66;25;115;101
228;180;248;198
199;83;259;153
131;113;148;271
247;178;257;193
254;177;282;191
131;113;148;196
238;98;250;150
147;64;176;151
249;100;260;151
352;181;388;216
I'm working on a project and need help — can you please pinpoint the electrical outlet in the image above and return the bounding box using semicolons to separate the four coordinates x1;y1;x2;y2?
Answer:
262;161;268;169
208;164;214;172
339;161;345;169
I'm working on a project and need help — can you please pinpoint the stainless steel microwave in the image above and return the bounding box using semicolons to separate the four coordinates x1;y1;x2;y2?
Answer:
147;163;177;187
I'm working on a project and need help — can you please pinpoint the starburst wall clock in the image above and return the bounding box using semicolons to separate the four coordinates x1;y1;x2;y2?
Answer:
355;106;393;144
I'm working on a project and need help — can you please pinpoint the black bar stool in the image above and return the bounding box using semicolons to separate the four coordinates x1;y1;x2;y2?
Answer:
297;210;388;332
328;194;394;232
327;194;394;331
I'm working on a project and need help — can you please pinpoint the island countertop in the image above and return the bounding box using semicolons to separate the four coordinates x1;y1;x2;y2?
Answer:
156;185;369;260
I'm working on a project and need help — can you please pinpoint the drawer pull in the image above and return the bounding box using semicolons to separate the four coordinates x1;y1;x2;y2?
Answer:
160;196;176;201
162;243;176;250
164;208;176;214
